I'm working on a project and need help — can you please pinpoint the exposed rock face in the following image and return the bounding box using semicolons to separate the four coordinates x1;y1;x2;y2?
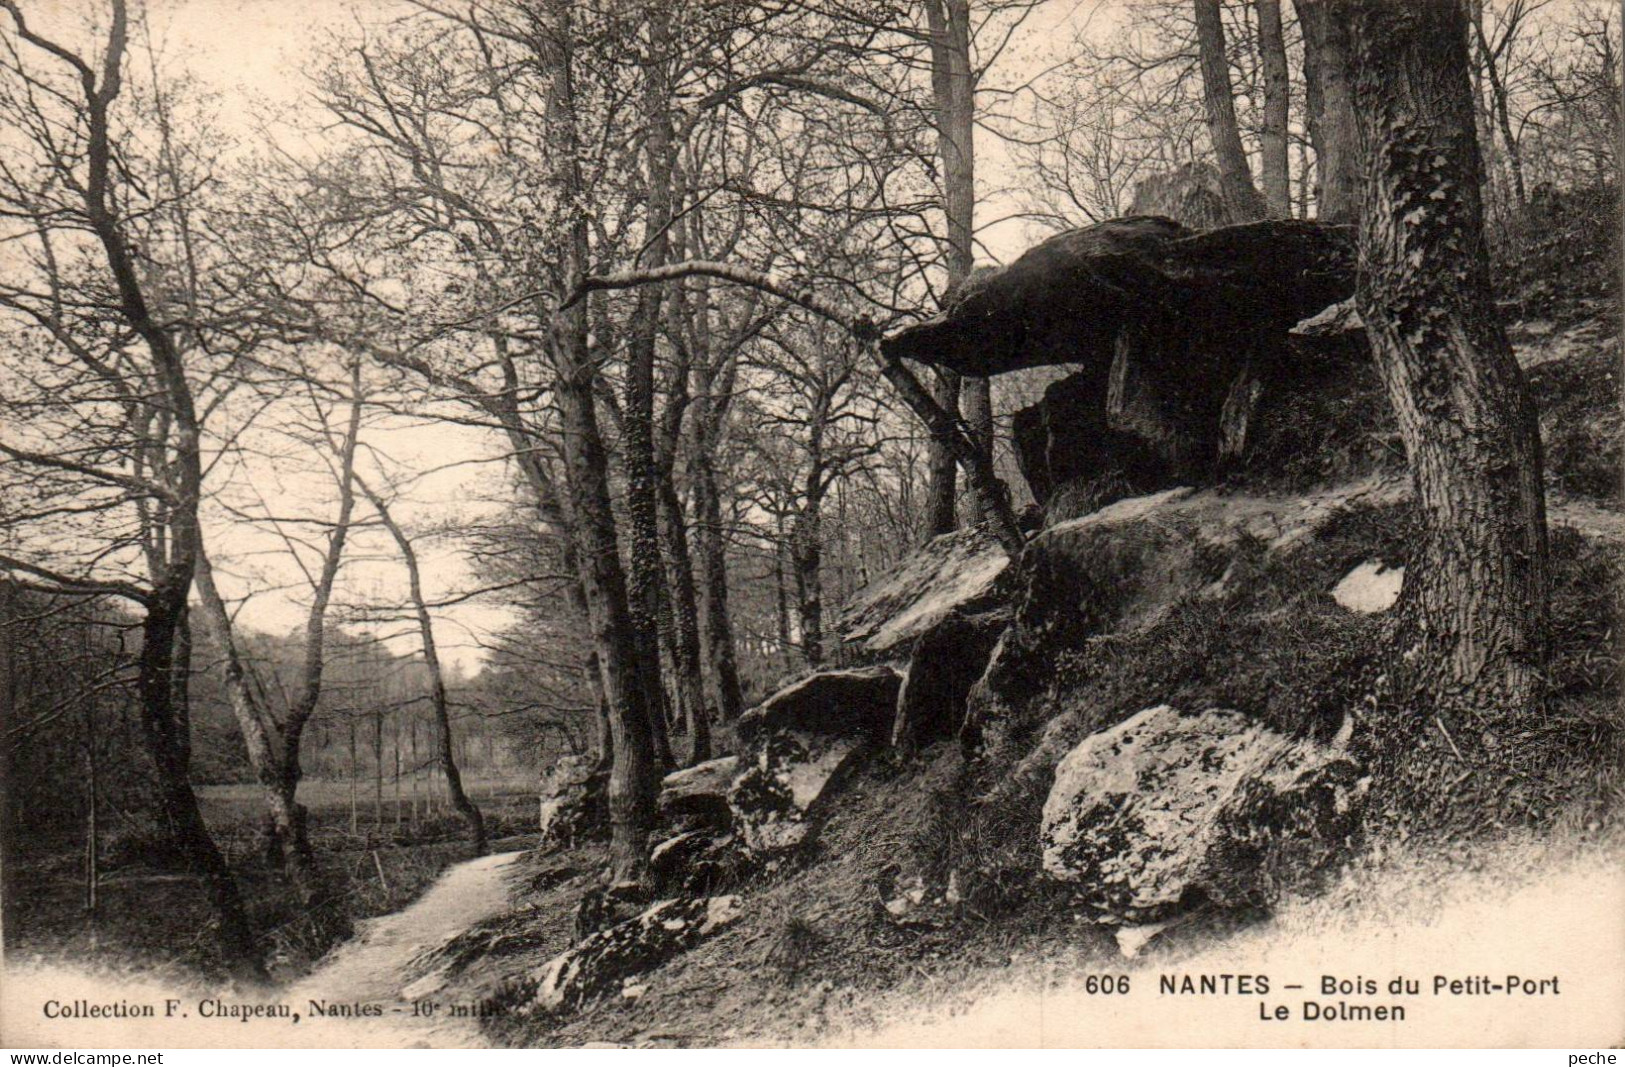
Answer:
572;881;648;941
893;607;1009;750
1041;705;1365;921
729;733;866;853
657;756;738;827
734;665;903;750
727;666;903;854
835;526;1008;656
648;830;748;896
534;895;743;1013
538;754;605;846
1012;370;1187;514
964;480;1410;750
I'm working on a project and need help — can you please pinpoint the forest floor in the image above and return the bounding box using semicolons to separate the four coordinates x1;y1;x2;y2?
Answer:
431;756;1624;1048
2;774;542;984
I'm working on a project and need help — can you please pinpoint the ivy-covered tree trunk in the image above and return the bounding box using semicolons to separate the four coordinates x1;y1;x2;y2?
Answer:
1340;0;1549;713
540;0;659;884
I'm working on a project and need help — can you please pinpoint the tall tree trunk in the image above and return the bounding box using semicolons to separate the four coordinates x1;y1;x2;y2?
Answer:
1255;0;1292;215
622;2;679;772
1195;0;1267;221
1339;0;1549;713
1473;15;1528;208
691;442;744;722
539;0;659;884
658;480;710;764
926;0;991;525
923;367;961;538
194;551;321;899
792;486;824;670
774;513;795;671
137;596;263;982
1296;0;1362;222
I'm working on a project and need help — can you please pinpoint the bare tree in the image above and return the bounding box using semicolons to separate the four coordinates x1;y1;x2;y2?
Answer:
0;0;262;978
353;475;486;853
190;366;364;899
1195;0;1268;220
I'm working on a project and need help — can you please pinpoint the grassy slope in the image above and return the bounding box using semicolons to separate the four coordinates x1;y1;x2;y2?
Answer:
454;305;1622;1047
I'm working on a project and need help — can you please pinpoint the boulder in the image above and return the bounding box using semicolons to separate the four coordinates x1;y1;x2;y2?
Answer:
836;526;1008;656
657;755;738;826
538;753;605;846
728;732;866;854
893;607;1009;750
1330;560;1404;614
572;881;648;941
734;665;903;751
534;895;743;1013
1041;705;1365;922
649;830;751;896
724;666;903;855
1127;162;1230;229
1011;370;1185;513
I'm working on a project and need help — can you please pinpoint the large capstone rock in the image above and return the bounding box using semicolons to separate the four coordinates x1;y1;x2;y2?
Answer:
538;754;605;846
533;895;743;1013
883;216;1352;378
657;755;738;827
836;526;1008;656
885;217;1357;515
1042;705;1365;922
893;607;1009;751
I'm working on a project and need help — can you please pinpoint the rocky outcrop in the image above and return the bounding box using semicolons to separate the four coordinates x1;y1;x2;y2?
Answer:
727;666;902;854
734;665;903;750
534;895;743;1013
965;479;1410;749
657;756;738;827
892;607;1009;750
729;733;866;854
648;830;748;896
538;754;605;846
1041;705;1366;922
835;526;1008;656
1012;370;1186;515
